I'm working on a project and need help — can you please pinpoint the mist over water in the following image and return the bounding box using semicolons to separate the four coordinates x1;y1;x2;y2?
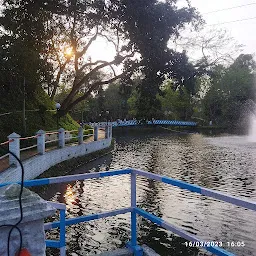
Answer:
247;83;256;142
248;114;256;142
248;98;256;142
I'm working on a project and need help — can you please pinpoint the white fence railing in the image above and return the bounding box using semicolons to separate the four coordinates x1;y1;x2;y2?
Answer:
0;125;111;167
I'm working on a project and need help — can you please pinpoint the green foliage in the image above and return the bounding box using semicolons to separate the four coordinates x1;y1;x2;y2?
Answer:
127;90;140;117
103;83;129;119
126;79;196;121
59;114;79;131
0;0;54;102
135;88;163;120
0;87;78;142
201;54;255;127
57;82;135;122
157;81;193;120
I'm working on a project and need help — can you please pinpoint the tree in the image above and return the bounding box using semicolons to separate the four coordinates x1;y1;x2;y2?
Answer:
201;54;256;126
173;28;243;70
0;0;57;113
0;0;200;118
103;83;129;120
157;80;193;120
127;90;139;118
56;82;135;121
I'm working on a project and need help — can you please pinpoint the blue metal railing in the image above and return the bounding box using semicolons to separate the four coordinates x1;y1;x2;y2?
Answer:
88;119;197;127
44;202;66;254
1;169;255;256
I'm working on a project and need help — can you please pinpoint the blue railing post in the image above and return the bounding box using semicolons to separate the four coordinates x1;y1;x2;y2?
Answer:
131;170;137;247
59;208;66;256
127;170;143;256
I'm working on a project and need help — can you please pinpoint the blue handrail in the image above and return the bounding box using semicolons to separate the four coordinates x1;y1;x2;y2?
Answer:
88;119;197;127
1;168;255;256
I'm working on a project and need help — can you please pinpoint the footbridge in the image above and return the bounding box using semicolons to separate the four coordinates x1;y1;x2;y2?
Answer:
88;119;197;128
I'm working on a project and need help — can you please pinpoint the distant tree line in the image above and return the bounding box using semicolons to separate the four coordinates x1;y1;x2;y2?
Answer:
67;54;256;129
200;54;256;127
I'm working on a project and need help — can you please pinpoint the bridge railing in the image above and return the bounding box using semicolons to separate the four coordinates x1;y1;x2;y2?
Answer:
1;169;255;256
87;119;197;127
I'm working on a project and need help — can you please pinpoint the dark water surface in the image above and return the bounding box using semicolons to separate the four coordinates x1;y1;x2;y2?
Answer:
42;131;256;256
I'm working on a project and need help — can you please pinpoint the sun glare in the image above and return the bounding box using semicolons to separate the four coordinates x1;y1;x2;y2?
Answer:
64;47;73;56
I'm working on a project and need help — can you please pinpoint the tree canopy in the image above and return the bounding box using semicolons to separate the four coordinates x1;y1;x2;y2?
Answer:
0;0;200;118
201;54;256;127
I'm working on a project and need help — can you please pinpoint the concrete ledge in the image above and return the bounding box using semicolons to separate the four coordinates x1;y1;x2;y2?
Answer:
0;138;111;183
141;245;160;256
95;248;132;256
95;245;160;256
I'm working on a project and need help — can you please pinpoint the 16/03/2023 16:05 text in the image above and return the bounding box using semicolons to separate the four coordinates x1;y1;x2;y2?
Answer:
184;241;245;247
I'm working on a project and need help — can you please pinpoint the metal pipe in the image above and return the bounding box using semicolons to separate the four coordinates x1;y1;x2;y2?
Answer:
131;170;137;247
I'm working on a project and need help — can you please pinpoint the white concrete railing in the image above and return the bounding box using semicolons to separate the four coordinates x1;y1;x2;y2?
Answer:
0;125;111;167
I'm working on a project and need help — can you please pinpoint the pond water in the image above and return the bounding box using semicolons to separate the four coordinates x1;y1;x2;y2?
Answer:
41;130;256;256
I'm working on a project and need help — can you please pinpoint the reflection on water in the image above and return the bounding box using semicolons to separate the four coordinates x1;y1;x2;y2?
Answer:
41;132;256;256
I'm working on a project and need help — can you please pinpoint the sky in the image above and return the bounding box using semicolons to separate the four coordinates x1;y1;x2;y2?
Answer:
187;0;256;55
87;37;117;63
87;1;256;63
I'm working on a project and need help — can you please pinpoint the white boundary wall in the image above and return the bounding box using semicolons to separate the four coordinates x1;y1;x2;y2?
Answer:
0;137;111;183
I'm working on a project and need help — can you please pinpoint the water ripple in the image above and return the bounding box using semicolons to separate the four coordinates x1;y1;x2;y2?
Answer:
43;132;256;256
